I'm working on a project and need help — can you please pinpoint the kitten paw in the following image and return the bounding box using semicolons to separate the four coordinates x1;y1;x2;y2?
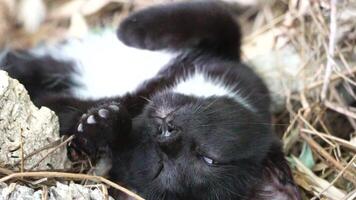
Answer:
77;102;120;133
117;9;181;50
118;19;161;50
67;102;130;161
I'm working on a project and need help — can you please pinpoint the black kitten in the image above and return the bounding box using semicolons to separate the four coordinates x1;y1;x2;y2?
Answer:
1;1;301;199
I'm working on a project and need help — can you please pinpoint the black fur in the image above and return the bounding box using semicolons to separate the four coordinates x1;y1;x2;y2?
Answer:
1;1;300;199
1;52;77;103
118;0;241;58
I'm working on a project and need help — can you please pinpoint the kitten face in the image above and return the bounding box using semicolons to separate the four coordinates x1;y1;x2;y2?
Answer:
136;92;275;199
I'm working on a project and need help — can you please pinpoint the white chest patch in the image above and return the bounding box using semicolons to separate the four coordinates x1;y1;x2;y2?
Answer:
32;30;176;99
173;72;255;112
174;73;232;97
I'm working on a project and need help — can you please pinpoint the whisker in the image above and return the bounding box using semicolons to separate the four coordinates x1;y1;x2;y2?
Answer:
198;98;220;113
65;105;82;113
140;96;153;103
192;102;205;114
196;122;289;127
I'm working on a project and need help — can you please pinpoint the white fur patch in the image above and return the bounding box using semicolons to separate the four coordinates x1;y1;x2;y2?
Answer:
30;30;255;111
173;72;255;112
31;30;175;99
92;154;112;177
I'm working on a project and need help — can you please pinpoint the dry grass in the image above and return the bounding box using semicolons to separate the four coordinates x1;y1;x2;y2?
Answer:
0;0;355;199
251;0;356;199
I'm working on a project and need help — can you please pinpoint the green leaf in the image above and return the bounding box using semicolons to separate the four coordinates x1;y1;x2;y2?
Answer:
299;142;315;169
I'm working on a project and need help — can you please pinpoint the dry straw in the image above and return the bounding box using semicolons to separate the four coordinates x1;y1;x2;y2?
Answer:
251;0;356;199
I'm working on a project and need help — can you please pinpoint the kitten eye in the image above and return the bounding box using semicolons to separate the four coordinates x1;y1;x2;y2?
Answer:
202;156;217;166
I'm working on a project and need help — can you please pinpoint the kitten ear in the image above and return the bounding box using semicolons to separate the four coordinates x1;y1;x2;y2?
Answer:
117;0;241;59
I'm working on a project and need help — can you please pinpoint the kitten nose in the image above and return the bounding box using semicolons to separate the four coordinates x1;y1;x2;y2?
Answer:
162;130;172;137
157;123;181;142
156;126;182;155
157;129;181;144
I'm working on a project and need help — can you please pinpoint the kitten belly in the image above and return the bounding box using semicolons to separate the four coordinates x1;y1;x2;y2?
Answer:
30;30;253;113
31;30;175;99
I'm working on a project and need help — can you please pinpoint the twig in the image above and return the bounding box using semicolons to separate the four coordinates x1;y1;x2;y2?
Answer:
41;185;48;200
330;86;356;130
307;67;356;90
13;138;63;167
342;189;356;200
334;69;356;87
298;111;335;147
243;14;286;44
0;167;13;175
20;128;24;173
282;115;299;152
324;100;356;119
102;184;109;200
0;171;145;200
29;135;74;170
299;131;356;184
301;129;356;153
317;155;356;198
320;0;338;100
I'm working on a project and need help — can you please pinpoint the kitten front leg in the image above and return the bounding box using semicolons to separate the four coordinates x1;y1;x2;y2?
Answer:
67;101;132;162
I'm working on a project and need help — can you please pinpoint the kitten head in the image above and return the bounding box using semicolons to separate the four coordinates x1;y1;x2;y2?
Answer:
138;91;275;199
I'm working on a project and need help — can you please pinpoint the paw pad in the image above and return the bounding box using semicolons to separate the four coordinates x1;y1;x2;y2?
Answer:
98;109;109;118
109;104;120;111
87;115;96;124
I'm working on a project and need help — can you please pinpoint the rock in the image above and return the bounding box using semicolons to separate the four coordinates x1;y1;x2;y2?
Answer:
0;70;68;170
0;182;114;200
0;182;38;199
48;182;114;200
0;70;113;199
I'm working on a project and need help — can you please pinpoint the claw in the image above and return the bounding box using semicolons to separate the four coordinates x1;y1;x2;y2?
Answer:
77;123;83;132
81;113;88;119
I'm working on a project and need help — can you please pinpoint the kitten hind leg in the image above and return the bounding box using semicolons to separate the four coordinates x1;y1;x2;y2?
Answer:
117;0;241;58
